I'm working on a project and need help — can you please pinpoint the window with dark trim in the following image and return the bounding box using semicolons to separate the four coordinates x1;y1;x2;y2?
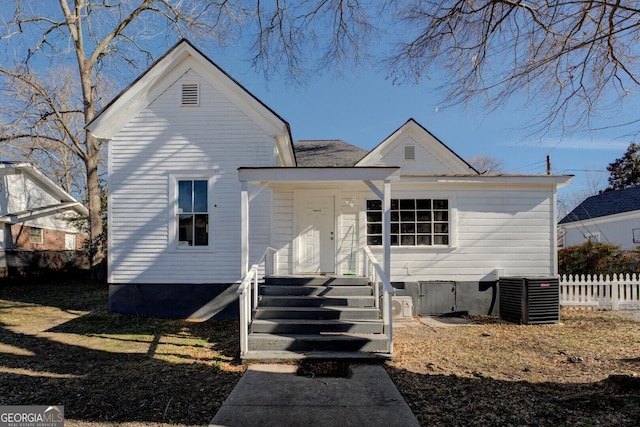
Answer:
177;179;209;247
366;199;449;246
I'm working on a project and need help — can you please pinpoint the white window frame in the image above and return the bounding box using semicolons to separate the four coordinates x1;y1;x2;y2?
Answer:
586;233;601;243
169;175;213;251
29;227;43;244
366;197;452;247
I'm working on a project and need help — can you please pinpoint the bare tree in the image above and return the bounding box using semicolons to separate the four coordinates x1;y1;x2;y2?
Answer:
249;0;376;82
244;1;640;136
2;0;640;274
385;1;640;136
467;155;504;174
0;66;90;199
0;1;247;274
558;167;606;219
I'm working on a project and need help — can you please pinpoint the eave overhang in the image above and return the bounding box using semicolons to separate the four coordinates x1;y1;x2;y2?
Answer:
238;167;401;183
0;202;88;224
399;174;574;188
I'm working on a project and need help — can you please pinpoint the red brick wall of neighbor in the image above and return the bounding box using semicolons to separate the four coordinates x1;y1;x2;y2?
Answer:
8;224;87;250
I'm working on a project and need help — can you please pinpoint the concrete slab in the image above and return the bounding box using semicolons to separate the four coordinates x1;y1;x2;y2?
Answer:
210;363;420;427
418;316;477;327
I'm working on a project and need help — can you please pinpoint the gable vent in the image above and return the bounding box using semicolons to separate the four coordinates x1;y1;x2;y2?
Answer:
404;145;416;160
181;83;199;106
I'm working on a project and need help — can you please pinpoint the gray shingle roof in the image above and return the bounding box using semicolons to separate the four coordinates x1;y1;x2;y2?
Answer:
294;140;368;167
559;185;640;224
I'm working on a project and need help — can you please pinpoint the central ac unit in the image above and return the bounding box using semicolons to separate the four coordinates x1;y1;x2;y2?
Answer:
499;277;560;324
392;296;414;318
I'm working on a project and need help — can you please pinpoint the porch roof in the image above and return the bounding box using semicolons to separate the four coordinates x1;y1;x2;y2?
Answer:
238;167;400;183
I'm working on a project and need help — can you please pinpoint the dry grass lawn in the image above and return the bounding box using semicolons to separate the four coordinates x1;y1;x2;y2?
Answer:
0;278;243;426
388;312;640;426
1;278;640;426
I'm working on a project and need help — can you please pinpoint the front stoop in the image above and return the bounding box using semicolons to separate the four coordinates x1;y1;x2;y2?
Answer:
244;276;391;361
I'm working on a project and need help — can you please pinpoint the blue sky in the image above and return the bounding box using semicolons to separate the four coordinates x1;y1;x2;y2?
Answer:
207;51;635;204
6;3;635;208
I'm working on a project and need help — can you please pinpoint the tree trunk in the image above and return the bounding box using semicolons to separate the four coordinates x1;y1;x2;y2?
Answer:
85;131;104;278
76;39;105;278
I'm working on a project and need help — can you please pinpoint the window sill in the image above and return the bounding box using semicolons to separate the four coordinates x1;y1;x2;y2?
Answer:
369;245;456;251
173;247;214;253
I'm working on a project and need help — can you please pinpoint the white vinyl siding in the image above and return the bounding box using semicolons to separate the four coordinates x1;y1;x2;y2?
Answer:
108;69;275;284
562;211;640;250
271;184;557;281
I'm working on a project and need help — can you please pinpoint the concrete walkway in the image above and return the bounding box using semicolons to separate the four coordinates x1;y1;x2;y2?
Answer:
210;363;420;427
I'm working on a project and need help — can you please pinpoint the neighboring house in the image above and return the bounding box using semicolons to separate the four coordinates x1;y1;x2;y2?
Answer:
560;186;640;250
0;162;89;277
86;39;572;320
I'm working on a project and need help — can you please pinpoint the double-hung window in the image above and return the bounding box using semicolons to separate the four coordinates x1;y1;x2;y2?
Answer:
366;198;449;246
29;227;43;244
177;179;209;247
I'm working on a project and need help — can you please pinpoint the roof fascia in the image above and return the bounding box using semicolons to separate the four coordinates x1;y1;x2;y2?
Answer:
399;174;574;187
238;167;400;183
0;202;87;224
560;207;640;228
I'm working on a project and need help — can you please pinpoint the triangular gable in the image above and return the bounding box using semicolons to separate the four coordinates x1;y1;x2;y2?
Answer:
86;39;295;165
356;118;478;175
0;162;89;219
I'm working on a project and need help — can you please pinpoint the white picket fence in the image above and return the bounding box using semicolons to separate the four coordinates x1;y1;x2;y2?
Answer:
560;274;640;310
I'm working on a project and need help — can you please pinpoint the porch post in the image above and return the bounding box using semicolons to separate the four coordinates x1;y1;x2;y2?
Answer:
241;182;249;276
383;179;391;278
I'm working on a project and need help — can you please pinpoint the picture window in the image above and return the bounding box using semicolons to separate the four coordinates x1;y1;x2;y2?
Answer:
366;198;449;246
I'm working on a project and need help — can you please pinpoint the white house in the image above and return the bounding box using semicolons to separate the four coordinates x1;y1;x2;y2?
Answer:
87;40;572;324
560;186;640;250
0;162;89;276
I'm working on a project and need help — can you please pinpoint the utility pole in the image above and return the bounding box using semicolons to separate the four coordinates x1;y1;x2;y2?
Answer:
546;155;551;175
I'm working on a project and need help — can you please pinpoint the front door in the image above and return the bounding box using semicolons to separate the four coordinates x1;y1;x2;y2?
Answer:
296;191;336;273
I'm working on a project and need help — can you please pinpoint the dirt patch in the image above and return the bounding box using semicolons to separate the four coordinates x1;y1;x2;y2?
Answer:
297;360;352;378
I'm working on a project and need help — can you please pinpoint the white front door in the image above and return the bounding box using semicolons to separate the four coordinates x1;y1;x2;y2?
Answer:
297;191;335;273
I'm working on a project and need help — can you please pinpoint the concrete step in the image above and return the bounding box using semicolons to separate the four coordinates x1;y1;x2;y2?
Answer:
260;295;375;308
254;306;380;320
264;276;369;286
260;285;373;297
240;350;392;361
251;319;384;334
248;333;389;352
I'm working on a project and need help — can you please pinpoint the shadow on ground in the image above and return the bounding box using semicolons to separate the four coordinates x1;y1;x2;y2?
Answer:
0;278;244;425
385;365;640;426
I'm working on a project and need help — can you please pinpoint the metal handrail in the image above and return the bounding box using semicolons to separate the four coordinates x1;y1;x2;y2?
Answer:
362;246;394;355
237;246;277;358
